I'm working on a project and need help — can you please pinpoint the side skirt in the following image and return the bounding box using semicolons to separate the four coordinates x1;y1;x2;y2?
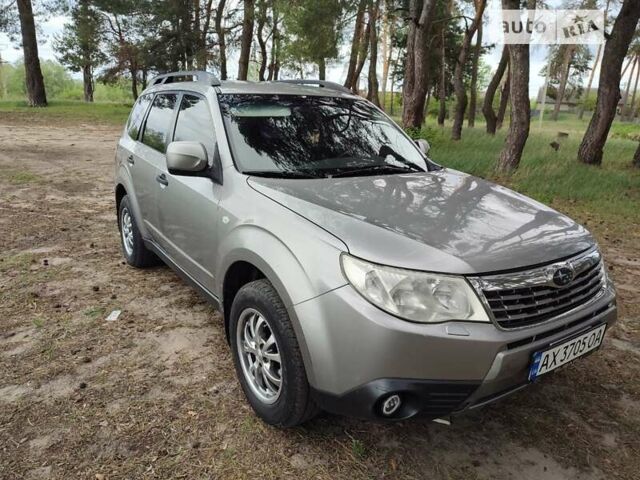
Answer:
144;239;223;313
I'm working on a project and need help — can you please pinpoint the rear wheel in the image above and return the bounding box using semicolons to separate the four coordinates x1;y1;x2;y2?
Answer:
117;195;158;268
230;279;319;427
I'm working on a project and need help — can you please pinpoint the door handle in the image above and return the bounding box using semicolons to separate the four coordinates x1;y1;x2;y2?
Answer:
156;173;169;186
126;155;135;165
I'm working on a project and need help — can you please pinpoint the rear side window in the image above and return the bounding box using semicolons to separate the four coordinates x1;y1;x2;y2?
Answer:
142;93;178;153
173;94;216;161
126;94;152;139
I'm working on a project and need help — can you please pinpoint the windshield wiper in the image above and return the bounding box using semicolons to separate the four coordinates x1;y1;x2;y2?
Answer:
243;170;323;179
328;163;424;178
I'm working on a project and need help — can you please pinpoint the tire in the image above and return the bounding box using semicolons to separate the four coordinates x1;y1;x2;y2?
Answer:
230;279;319;427
117;195;159;268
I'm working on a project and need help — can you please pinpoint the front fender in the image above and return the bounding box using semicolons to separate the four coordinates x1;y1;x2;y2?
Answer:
215;223;347;307
215;222;348;386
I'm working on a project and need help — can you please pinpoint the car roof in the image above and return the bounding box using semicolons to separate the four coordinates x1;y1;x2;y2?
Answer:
141;79;357;99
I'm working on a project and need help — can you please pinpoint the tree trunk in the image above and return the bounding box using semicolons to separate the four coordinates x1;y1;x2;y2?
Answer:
16;0;47;107
578;0;640;165
380;0;394;110
467;21;482;127
496;16;530;174
214;0;228;80
577;44;601;120
318;58;326;80
621;56;633;78
130;68;138;101
483;46;508;134
389;47;400;116
496;67;510;129
401;0;437;128
626;55;640;121
451;0;486;140
238;0;254;80
437;27;446;126
196;0;214;69
256;0;268;81
82;64;94;102
634;142;640;168
267;3;280;81
352;13;372;93
552;46;575;121
578;0;610;120
621;56;637;119
367;0;381;106
344;0;367;90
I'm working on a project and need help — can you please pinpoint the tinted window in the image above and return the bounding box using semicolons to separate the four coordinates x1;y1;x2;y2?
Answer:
173;94;216;160
127;94;152;139
218;94;428;177
142;93;178;152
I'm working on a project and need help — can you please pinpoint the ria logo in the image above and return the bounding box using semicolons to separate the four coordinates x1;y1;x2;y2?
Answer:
552;266;574;287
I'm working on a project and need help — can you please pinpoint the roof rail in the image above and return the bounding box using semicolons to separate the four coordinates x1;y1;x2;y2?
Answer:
150;70;221;87
276;79;353;95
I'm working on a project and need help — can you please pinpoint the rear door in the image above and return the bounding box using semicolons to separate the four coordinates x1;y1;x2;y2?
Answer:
155;92;222;289
136;92;179;239
118;93;152;227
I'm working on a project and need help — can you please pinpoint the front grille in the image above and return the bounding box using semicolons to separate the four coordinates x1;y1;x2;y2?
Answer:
471;248;606;329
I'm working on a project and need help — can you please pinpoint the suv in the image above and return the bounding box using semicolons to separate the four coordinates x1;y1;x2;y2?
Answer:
115;71;617;427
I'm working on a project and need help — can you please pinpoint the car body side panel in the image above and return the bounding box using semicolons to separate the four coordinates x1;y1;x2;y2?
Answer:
131;142;166;239
213;176;349;386
116;136;152;238
155;174;222;289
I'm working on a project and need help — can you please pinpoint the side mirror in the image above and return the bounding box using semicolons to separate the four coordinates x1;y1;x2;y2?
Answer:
415;139;430;156
166;141;208;173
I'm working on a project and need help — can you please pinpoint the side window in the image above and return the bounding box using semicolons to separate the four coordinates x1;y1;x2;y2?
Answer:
141;93;178;153
126;94;152;140
173;94;216;161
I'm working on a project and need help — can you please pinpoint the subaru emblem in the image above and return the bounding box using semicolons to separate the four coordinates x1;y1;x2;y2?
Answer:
552;267;574;286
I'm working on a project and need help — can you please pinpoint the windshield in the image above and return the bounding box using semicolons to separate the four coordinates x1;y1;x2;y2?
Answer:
218;94;431;178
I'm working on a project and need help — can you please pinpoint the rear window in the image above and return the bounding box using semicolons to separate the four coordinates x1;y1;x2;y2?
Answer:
126;94;152;140
141;93;178;153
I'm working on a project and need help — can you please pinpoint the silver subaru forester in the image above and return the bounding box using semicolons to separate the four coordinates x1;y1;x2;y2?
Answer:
114;71;617;427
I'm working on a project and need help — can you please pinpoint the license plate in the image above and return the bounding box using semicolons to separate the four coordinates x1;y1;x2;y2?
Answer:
528;324;606;381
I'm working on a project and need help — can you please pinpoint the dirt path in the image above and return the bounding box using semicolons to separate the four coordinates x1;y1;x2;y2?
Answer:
1;119;639;480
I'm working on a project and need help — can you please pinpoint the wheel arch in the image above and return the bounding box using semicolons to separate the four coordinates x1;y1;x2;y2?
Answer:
216;225;345;387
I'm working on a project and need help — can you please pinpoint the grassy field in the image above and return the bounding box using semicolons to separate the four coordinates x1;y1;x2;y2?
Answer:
2;100;638;232
0;100;132;125
1;103;640;479
420;115;640;231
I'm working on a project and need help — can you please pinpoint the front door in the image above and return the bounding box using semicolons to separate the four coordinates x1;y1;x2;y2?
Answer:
155;93;222;290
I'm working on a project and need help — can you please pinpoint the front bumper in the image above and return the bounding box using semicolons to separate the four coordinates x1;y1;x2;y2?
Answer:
295;280;617;420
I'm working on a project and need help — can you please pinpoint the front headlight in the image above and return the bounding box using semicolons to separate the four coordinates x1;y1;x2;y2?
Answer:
341;254;490;324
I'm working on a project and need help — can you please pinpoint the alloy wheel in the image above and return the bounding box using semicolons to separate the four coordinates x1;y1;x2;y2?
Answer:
236;308;283;404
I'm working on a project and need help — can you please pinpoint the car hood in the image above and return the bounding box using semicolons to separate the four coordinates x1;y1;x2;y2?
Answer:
247;169;595;274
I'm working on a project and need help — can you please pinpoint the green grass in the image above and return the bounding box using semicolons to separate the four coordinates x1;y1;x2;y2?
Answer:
83;306;106;319
8;171;42;184
0;100;131;125
414;113;640;229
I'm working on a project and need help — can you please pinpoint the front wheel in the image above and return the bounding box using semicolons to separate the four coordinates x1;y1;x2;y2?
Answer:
229;279;319;427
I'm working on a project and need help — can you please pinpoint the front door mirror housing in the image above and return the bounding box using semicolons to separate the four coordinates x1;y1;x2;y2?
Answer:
166;141;208;173
415;139;430;156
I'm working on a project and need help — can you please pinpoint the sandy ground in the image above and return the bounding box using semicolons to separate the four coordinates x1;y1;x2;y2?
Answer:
0;116;639;480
